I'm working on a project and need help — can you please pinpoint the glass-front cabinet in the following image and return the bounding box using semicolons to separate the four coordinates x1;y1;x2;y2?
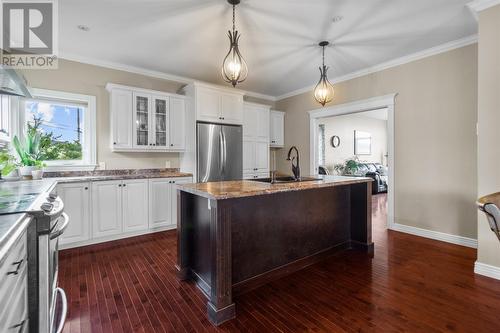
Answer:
133;93;151;148
152;96;169;149
107;83;185;152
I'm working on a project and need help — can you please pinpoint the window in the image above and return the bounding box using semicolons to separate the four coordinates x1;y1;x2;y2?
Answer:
20;88;96;170
318;124;325;166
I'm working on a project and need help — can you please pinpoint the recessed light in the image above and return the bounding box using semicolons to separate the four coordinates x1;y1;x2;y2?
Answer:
332;16;343;23
77;25;90;32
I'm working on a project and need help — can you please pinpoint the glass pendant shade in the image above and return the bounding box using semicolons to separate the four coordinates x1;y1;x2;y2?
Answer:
314;41;335;107
222;30;248;87
314;65;334;106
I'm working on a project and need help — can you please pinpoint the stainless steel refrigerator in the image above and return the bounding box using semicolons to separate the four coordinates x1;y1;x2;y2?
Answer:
197;122;243;182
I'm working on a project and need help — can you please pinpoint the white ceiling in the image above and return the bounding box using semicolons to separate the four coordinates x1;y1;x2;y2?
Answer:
59;0;477;98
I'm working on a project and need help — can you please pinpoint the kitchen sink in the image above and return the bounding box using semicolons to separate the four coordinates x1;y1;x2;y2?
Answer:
248;176;322;184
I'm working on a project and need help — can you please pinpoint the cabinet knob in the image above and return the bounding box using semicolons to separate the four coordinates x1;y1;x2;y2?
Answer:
170;144;174;147
84;187;88;190
113;142;116;145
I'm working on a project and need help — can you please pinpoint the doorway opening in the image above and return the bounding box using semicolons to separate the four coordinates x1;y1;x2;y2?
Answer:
308;94;396;229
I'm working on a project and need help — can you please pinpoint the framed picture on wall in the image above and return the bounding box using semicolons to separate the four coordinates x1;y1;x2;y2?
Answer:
354;130;371;155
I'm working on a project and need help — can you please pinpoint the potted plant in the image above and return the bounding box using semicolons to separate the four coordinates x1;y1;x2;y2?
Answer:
12;130;44;179
0;149;19;180
333;157;361;176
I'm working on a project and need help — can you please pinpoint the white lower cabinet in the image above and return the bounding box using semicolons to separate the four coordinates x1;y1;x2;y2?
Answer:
59;177;191;248
149;178;172;228
92;180;123;238
122;179;149;233
149;177;191;229
57;182;91;245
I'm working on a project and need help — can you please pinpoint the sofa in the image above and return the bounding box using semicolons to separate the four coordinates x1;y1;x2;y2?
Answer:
358;163;388;194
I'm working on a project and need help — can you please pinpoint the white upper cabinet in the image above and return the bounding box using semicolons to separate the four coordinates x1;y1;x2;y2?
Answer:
133;92;152;149
194;84;244;125
243;103;270;141
270;110;285;147
169;97;186;149
152;95;169;149
220;93;243;124
107;83;186;152
110;89;133;149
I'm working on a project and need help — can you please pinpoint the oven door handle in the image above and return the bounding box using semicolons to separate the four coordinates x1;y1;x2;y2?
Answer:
54;287;68;333
50;213;70;240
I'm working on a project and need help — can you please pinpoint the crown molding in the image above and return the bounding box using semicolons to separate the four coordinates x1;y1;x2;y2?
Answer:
467;0;500;12
59;52;277;102
275;34;478;101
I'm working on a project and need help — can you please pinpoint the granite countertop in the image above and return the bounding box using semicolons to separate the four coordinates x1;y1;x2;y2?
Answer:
178;175;373;200
44;168;192;183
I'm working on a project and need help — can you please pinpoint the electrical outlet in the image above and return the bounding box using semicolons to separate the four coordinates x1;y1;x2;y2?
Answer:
165;160;171;168
99;162;106;170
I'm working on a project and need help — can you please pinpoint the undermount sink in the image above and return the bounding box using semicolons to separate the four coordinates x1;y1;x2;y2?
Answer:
248;176;322;184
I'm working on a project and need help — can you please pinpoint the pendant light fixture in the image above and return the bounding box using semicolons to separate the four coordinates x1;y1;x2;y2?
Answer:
314;41;335;106
221;0;248;87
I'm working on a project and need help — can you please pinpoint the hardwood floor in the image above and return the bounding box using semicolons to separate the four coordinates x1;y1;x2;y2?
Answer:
59;193;500;332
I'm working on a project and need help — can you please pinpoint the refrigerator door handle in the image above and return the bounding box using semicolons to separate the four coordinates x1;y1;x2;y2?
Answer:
221;129;227;176
219;129;225;177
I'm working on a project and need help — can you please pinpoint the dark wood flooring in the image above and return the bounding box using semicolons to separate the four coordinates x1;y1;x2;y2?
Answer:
59;194;500;332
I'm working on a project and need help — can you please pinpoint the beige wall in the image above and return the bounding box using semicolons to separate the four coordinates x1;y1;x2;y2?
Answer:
276;44;478;239
319;113;388;171
20;59;273;170
477;5;500;266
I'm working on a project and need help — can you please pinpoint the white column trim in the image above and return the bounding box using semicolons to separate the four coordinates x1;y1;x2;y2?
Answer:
308;93;397;228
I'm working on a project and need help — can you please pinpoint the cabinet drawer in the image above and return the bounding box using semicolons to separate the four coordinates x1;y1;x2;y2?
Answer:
0;266;29;332
0;230;27;314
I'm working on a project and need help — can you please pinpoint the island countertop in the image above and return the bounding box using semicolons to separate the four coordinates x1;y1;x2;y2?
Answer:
178;175;373;200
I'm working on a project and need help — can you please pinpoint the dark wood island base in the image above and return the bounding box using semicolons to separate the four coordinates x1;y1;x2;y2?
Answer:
176;177;373;325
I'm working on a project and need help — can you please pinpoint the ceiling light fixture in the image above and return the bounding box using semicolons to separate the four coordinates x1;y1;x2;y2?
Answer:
221;0;248;87
314;41;335;107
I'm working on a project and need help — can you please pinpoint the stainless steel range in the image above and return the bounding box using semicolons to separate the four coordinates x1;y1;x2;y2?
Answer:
0;180;69;332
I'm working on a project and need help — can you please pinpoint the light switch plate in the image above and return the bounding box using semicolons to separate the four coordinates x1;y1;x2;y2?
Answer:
99;162;106;170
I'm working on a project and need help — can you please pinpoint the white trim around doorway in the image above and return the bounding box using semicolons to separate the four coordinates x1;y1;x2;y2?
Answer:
308;94;397;229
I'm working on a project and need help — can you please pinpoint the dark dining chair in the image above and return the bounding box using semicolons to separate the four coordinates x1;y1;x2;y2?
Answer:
477;192;500;242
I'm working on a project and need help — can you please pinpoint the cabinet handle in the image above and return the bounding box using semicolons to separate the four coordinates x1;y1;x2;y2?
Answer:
84;187;88;190
118;184;122;187
7;259;23;275
123;184;127;187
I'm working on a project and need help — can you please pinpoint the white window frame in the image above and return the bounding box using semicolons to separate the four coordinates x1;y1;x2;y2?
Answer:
19;88;97;171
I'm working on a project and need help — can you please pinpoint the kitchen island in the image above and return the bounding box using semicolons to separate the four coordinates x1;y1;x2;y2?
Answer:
176;175;373;325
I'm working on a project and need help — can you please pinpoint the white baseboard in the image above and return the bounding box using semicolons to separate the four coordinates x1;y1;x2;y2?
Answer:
60;225;176;250
389;223;478;248
474;261;500;280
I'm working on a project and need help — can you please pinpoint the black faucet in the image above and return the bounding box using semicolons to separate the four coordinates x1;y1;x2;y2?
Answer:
286;146;300;181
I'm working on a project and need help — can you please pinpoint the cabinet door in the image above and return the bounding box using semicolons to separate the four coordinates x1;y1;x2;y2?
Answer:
111;89;133;149
256;107;270;141
92;180;122;238
133;92;151;148
149;179;172;228
270;111;284;147
197;87;221;122
243;104;258;139
221;93;243;125
243;141;255;173
152;95;169;149
57;182;90;245
170;178;192;228
122;179;149;233
169;98;186;149
255;141;270;172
